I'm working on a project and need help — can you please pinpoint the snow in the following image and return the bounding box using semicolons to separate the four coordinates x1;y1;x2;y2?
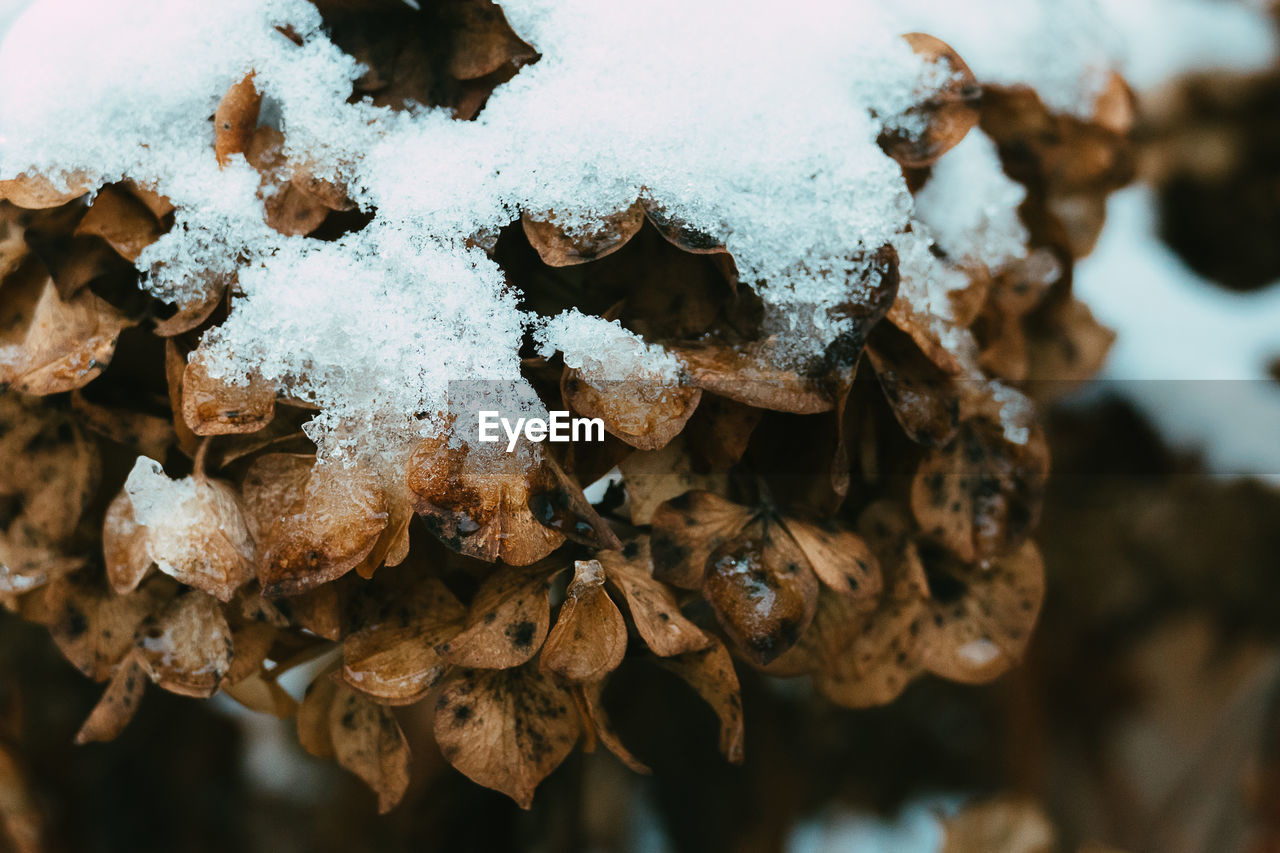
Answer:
1074;187;1280;477
536;312;681;383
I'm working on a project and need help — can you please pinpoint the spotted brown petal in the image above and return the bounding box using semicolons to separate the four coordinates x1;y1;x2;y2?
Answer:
329;684;412;814
341;577;466;704
434;665;580;809
540;560;627;683
43;575;163;681
436;559;565;670
910;419;1050;564
260;459;389;596
865;322;962;449
782;517;882;599
598;538;711;657
134;591;233;698
73;654;147;744
919;541;1045;684
654;638;744;763
701;514;819;666
408;435;564;565
575;681;650;774
648;490;753;590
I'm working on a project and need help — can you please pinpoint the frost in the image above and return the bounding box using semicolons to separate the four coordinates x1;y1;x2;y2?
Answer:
913;131;1028;271
0;0;1124;464
536;312;681;384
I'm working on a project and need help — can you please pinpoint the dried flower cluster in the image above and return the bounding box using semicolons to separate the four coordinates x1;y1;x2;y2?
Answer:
1;0;1132;813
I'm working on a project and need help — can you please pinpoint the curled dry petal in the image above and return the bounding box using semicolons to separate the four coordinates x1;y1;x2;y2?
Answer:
214;73;262;167
616;435;728;526
74;654;147;744
72;184;163;261
910;419;1050;564
260;459;389;596
576;681;650;774
134;591;233;698
43;576;163;681
342;577;466;704
329;685;412;814
181;351;276;436
672;342;834;414
433;665;580;809
522;201;645;266
649;490;754;589
0;261;130;395
0;171;89;209
408;436;564;565
784;517;882;598
102;491;152;595
540;560;627;682
222;671;298;718
919;541;1045;684
865;322;962;449
296;672;338;759
436;559;565;670
880;34;979;168
561;369;701;451
654;638;744;763
701;515;819;666
597;538;711;657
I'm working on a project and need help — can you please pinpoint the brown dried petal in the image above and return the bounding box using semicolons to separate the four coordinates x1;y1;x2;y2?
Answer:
0;262;130;395
617;435;728;526
246;127;330;237
598;538;711;657
654;638;744;763
0;172;89;209
134;591;233;698
181;352;276;436
44;577;161;681
910;419;1050;563
540;560;627;682
72;184;162;261
241;452;313;542
163;340;201;457
70;391;172;459
880;34;979;168
153;284;226;337
941;796;1056;853
813;590;928;709
576;681;650;774
447;0;537;80
223;671;298;718
561;369;701;451
437;559;565;670
783;517;882;599
74;654;147;744
702;515;819;666
342;577;466;704
523;201;645;266
296;672;338;759
649;490;754;590
865;324;962;449
214;73;262;167
920;541;1045;684
433;666;580;809
222;621;277;686
673;342;833;414
102;491;152;595
408;436;564;565
260;460;389;596
329;685;411;813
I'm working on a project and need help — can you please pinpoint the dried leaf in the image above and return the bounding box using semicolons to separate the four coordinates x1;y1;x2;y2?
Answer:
649;490;754;589
919;541;1045;684
865;322;962;448
0;260;130;395
784;517;881;598
541;560;627;682
43;576;161;681
0;171;88;208
523;201;644;266
433;665;580;809
436;560;565;670
134;591;233;697
342;577;466;704
102;491;152;595
598;539;711;656
329;685;411;813
73;184;162;261
246;127;330;236
74;654;147;744
673;342;834;414
260;459;389;596
880;34;979;168
561;369;701;451
214;73;262;167
654;638;744;763
910;419;1050;563
618;435;728;526
408;436;564;565
701;514;819;665
181;351;276;435
447;0;537;80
